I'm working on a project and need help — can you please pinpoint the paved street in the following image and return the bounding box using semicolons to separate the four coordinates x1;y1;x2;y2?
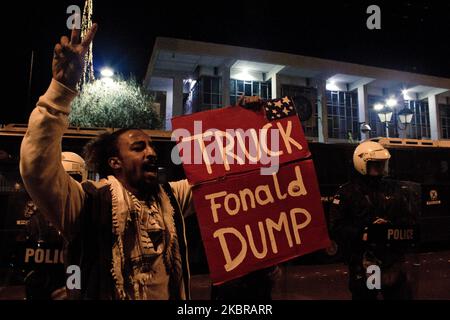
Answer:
190;250;450;300
0;250;449;300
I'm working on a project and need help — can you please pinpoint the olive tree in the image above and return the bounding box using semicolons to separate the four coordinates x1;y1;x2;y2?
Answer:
70;77;162;129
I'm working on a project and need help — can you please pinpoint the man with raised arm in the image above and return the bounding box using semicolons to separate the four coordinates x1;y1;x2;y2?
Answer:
20;24;194;300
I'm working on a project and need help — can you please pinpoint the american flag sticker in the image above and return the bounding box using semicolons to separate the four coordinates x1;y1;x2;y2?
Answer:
264;96;297;121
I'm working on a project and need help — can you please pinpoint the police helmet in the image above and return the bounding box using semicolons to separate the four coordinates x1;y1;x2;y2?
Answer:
61;152;87;182
353;141;391;175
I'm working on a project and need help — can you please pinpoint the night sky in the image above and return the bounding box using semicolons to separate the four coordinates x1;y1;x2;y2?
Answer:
3;1;450;124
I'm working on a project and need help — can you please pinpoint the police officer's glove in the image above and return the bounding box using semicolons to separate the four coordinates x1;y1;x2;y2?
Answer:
373;217;389;224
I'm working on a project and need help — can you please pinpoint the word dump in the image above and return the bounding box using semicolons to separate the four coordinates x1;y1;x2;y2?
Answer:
172;120;302;175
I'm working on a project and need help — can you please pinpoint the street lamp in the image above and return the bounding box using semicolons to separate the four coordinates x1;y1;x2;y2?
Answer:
100;67;114;85
376;105;393;138
386;98;397;108
374;97;397;138
397;107;414;138
398;107;414;125
100;67;114;78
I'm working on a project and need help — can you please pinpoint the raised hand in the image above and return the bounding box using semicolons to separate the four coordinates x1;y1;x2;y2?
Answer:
237;95;264;110
52;24;98;90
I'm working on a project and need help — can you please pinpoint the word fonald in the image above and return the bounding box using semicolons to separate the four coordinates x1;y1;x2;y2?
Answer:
172;120;302;175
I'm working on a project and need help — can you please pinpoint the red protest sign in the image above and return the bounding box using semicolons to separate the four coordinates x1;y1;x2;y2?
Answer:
192;160;330;284
171;104;310;184
171;99;330;284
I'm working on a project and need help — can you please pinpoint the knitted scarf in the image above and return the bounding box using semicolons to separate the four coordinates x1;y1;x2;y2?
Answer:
107;176;183;300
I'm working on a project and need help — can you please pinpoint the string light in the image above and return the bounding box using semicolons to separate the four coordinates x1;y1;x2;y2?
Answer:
77;0;95;90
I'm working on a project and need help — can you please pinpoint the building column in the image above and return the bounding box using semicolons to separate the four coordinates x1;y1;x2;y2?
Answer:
172;76;184;117
221;67;231;106
316;79;328;143
271;73;281;99
357;85;370;141
311;79;328;142
148;77;173;131
163;76;183;131
164;84;173;130
428;94;439;140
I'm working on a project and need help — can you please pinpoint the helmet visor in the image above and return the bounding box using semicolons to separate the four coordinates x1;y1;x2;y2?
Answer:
367;159;389;176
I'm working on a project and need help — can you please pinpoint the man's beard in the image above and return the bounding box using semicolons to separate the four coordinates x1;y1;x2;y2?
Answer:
137;176;160;197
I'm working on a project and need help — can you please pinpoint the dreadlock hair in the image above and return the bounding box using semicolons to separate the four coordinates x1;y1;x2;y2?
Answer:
83;128;136;179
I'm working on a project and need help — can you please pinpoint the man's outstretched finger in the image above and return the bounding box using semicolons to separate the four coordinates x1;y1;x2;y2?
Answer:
81;23;98;49
71;27;81;45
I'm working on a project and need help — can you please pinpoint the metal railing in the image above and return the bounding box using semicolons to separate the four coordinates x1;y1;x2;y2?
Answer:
0;124;173;142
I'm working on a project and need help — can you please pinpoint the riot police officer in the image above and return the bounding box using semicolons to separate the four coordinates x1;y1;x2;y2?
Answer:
329;141;416;300
60;152;88;183
24;152;87;300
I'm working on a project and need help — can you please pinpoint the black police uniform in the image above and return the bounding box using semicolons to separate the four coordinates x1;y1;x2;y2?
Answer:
329;173;417;300
24;210;66;300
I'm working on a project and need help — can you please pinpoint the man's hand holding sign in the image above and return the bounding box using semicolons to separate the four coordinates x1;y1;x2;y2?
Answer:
172;96;330;284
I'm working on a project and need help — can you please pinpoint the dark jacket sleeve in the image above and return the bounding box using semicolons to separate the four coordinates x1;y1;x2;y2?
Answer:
328;185;366;258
